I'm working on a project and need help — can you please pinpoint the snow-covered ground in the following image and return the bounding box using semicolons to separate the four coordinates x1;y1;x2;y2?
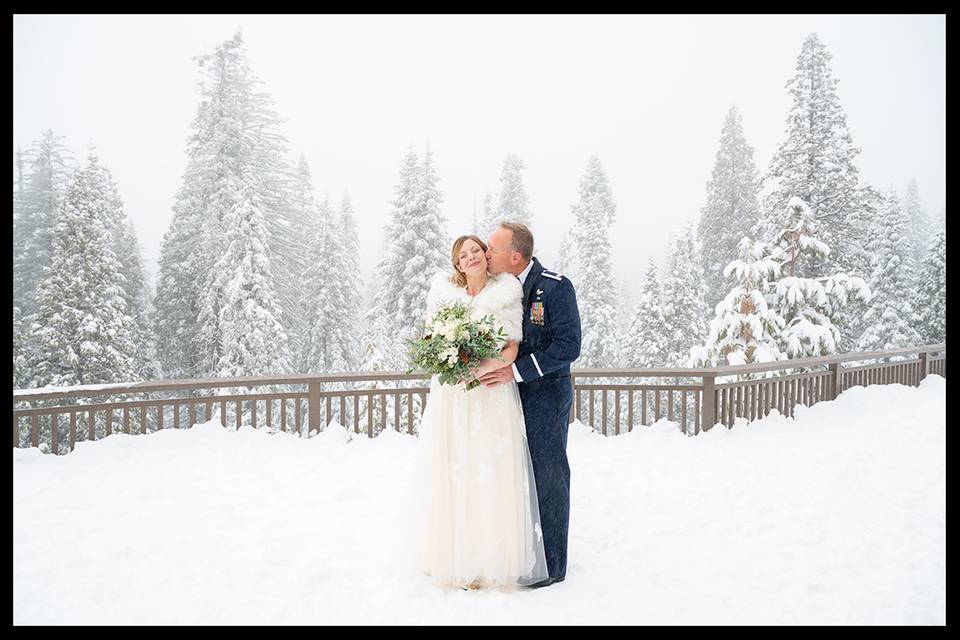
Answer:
14;377;945;625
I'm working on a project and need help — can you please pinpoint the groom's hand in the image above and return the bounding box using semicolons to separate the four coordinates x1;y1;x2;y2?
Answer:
479;365;514;387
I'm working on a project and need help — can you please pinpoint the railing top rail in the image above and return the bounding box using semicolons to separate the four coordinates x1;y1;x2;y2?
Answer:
12;344;945;401
13;371;432;401
574;343;945;378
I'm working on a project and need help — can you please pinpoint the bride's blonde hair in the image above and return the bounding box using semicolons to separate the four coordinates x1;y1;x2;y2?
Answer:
450;235;489;288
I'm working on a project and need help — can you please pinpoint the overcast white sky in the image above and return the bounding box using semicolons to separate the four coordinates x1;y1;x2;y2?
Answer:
13;14;946;303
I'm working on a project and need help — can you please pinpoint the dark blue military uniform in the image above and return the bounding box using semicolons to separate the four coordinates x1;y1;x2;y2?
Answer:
513;257;582;583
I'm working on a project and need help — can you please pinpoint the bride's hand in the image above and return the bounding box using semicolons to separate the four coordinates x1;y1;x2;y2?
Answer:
471;357;500;379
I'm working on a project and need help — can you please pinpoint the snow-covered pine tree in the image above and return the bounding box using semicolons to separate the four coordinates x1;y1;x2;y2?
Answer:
360;145;449;434
13;306;28;389
13;130;74;320
395;144;450;367
660;222;708;367
153;181;206;379
28;152;139;452
656;223;709;432
155;35;240;379
111;218;159;381
478;190;498;240
359;228;397;376
856;190;922;352
902;178;935;268
498;153;532;228
283;155;325;367
623;260;667;369
301;197;353;380
697;106;761;311
618;274;633;331
553;229;578;285
758;33;879;279
768;197;870;359
571;156;621;369
182;31;295;378
621;260;668;428
13;149;30;388
264;156;312;370
912;227;945;345
339;192;364;372
689;237;786;371
211;167;290;380
85;154;161;383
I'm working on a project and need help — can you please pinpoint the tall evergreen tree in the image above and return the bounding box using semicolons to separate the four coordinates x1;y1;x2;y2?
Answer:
363;145;450;373
902;178;934;267
339;193;364;372
210;167;290;379
660;223;708;367
285;155;324;366
698;106;761;311
478;190;498;240
768;197;870;358
571;155;621;368
553;229;577;285
497;153;533;228
622;260;667;368
689;238;786;369
81;152;160;383
359;145;449;434
856;191;922;352
157;30;296;378
13;306;28;389
912;227;945;345
111;218;158;380
757;33;879;279
13;130;74;319
28;151;138;389
301;197;353;377
153;184;206;378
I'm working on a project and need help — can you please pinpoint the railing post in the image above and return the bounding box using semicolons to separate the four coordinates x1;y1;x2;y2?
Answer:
829;362;842;400
701;373;716;432
308;381;322;435
919;351;930;383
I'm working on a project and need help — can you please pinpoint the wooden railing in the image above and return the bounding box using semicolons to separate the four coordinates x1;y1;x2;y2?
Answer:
13;344;945;454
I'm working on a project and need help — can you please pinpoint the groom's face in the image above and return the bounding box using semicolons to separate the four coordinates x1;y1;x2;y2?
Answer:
486;228;521;275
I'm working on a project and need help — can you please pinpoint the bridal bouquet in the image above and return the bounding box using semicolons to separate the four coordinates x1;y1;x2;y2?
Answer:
407;300;507;390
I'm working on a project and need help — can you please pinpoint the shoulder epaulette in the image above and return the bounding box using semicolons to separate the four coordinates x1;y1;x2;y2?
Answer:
541;270;564;281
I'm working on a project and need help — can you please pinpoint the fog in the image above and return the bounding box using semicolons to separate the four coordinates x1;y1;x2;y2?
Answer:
13;14;946;301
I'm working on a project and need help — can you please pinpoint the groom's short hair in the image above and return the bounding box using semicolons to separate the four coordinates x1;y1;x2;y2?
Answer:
500;222;534;261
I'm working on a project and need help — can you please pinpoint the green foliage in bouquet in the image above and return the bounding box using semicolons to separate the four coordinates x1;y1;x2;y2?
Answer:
407;300;508;390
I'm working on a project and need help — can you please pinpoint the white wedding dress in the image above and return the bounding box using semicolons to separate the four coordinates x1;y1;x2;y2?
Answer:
412;271;548;589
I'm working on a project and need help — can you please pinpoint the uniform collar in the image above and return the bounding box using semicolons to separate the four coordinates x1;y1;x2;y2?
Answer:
517;259;535;286
521;257;543;303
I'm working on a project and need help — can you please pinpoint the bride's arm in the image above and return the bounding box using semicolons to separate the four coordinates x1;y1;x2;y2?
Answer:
470;340;519;379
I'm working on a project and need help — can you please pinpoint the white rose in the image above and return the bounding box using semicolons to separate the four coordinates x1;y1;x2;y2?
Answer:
441;322;460;342
442;347;459;366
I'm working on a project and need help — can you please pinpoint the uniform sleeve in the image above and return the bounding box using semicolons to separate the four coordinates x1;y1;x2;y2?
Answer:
514;277;582;381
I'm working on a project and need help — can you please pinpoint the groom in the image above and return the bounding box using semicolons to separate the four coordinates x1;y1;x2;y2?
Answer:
480;222;582;589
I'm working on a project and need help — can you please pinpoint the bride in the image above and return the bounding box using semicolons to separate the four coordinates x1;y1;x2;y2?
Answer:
412;234;548;591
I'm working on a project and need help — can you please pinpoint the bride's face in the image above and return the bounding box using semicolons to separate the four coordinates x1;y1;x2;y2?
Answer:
457;239;488;277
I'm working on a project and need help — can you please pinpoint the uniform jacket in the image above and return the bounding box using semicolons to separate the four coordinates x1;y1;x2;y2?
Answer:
514;257;582;383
